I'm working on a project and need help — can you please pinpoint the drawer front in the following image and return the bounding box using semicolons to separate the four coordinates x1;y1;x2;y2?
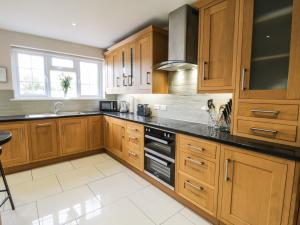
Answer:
238;103;299;121
179;135;218;160
126;149;143;171
126;122;143;137
178;151;216;186
126;134;143;152
237;119;297;142
177;172;215;214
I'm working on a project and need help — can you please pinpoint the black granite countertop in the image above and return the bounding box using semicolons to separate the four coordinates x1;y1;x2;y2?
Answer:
0;131;12;146
0;111;299;161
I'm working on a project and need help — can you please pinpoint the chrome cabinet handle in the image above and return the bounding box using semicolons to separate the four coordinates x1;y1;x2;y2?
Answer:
116;77;120;87
127;75;133;86
202;61;207;80
241;68;247;90
37;123;51;127
250;127;278;136
123;76;128;86
184;180;204;191
146;72;151;85
128;151;137;157
187;144;204;152
225;159;230;181
250;109;279;117
185;157;205;166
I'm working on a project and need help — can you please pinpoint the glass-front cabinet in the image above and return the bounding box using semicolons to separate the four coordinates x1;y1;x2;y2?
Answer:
239;0;300;99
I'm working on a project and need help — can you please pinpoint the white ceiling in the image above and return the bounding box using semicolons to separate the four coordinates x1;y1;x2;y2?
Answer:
0;0;196;49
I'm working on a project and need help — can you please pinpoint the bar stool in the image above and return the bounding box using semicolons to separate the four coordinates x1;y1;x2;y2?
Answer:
0;131;15;210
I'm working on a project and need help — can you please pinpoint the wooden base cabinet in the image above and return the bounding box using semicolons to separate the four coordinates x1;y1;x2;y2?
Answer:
218;145;296;225
110;118;126;160
59;117;87;155
87;116;103;151
28;120;59;161
0;123;29;168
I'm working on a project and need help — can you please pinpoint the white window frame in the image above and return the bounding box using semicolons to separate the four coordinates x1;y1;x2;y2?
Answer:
11;47;104;100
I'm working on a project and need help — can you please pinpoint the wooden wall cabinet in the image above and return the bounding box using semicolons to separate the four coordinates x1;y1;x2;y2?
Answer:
59;117;87;155
218;145;296;225
105;26;168;94
28;120;59;161
0;123;29;168
87;116;103;151
197;0;238;92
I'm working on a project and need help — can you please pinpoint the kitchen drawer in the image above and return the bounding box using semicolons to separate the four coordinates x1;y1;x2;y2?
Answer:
126;122;144;137
178;151;216;186
178;135;218;160
125;148;143;171
177;172;215;215
237;119;297;142
126;134;143;152
238;103;299;121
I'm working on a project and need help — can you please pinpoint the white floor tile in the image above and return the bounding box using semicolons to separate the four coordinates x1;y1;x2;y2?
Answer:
37;186;102;225
101;154;114;161
57;166;105;191
10;175;62;206
95;159;125;176
129;186;183;224
76;198;154;225
32;162;74;179
1;202;39;225
124;169;150;187
180;208;212;225
162;213;194;225
88;172;142;205
71;154;107;169
5;170;32;186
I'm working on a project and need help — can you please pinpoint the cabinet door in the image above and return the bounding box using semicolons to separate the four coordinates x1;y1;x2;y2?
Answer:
110;118;126;159
125;42;137;90
113;49;123;90
198;0;237;91
136;34;152;89
105;54;114;94
220;146;289;225
104;116;112;151
238;0;300;99
59;118;87;155
0;123;29;168
87;116;103;151
29;120;59;161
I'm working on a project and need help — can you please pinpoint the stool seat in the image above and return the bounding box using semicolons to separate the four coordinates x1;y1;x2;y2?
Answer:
0;130;15;210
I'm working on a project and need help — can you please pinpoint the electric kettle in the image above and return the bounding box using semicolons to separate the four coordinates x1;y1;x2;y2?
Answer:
119;101;129;113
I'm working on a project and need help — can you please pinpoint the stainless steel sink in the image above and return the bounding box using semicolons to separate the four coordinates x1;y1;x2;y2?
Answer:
26;113;58;118
56;111;85;116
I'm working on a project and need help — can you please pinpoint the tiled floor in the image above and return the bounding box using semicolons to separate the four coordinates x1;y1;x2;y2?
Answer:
0;153;212;225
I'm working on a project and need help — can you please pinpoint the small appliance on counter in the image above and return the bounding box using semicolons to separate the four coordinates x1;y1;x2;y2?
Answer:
137;104;151;117
99;101;118;112
119;101;129;113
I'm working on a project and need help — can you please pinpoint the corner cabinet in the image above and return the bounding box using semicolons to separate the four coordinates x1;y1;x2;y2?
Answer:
218;145;295;225
105;26;168;94
197;0;238;92
236;0;300;100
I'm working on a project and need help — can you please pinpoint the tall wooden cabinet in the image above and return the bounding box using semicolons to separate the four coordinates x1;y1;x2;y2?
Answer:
218;145;295;225
59;117;87;155
28;120;59;161
0;123;29;168
87;116;103;151
197;0;238;92
105;26;168;94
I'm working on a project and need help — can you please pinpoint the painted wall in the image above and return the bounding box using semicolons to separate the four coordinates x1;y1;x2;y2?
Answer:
0;28;104;90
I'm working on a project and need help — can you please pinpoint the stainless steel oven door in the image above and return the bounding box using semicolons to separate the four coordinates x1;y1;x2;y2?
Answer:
144;153;175;190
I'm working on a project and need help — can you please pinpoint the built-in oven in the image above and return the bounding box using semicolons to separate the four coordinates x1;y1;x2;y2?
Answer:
144;126;176;190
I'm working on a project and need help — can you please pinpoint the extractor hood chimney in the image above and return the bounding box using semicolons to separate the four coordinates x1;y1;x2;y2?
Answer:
154;5;199;72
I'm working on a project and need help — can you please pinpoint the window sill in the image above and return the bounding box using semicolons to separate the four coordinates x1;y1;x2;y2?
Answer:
10;97;106;102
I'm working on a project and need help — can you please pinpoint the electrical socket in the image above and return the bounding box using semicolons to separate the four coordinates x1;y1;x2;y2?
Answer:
160;105;167;111
154;104;160;110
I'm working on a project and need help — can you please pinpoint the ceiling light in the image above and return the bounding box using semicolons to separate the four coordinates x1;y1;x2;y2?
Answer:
266;35;270;38
72;23;77;27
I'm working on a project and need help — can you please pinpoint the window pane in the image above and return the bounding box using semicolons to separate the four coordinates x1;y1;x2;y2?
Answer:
17;53;46;96
50;71;77;97
51;57;74;68
80;62;99;96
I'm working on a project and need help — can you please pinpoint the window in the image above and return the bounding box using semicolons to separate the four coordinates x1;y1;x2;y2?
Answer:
12;48;103;99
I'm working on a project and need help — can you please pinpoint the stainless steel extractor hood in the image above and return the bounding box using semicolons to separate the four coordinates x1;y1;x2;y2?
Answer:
154;5;199;72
